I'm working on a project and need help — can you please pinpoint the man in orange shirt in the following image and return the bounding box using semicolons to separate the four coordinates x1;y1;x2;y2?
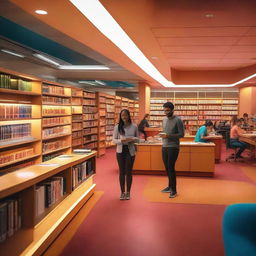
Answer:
230;119;247;158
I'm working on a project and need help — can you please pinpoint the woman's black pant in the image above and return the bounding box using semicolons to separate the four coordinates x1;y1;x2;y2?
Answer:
116;145;135;193
162;147;180;193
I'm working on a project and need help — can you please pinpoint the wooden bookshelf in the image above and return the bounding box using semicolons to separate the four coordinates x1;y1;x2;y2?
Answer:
150;93;239;135
83;91;98;152
97;93;106;156
105;94;115;148
115;96;122;124
0;70;42;174
0;152;96;256
71;88;83;149
42;83;72;161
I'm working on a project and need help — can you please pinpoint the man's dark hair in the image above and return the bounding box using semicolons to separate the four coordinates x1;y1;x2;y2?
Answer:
205;120;213;127
163;102;174;110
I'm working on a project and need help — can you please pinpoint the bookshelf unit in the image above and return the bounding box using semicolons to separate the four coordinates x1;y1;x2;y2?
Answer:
42;82;72;161
83;91;98;151
105;94;115;147
97;93;106;156
0;70;42;174
115;96;122;124
71;88;84;149
150;92;239;135
0;152;96;256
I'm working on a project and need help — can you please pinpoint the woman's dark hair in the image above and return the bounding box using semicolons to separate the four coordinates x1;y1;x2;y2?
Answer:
243;113;248;118
205;120;213;127
143;113;150;119
163;102;174;110
118;109;132;135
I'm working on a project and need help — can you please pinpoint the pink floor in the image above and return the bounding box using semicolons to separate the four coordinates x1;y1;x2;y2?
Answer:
60;147;256;256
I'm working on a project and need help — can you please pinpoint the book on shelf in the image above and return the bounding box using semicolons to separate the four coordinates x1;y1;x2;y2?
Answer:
0;124;31;142
73;148;92;154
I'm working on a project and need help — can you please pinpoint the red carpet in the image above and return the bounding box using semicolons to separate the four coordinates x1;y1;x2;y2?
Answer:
60;147;256;256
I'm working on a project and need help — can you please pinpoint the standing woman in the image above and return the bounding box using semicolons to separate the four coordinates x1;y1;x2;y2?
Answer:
112;109;139;200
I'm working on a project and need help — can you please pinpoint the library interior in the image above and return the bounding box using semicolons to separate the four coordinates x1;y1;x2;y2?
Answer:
0;0;256;256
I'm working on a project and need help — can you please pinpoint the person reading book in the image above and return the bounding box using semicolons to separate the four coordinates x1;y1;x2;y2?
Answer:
112;109;139;200
138;114;150;140
194;120;214;143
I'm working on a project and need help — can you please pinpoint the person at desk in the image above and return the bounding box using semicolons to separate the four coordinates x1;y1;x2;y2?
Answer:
138;114;150;140
230;118;247;159
194;120;214;142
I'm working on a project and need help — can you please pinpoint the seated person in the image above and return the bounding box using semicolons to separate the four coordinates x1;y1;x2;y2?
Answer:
213;120;220;133
230;118;247;159
138;114;150;140
195;120;214;143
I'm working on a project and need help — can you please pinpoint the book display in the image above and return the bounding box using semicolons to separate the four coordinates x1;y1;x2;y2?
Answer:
0;152;96;256
71;88;84;149
97;93;106;156
42;83;72;161
0;69;42;174
83;91;98;151
105;94;115;147
150;92;238;135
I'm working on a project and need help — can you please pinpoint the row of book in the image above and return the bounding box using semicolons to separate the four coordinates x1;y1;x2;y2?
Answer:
42;116;70;127
106;105;115;112
106;130;113;136
83;106;97;113
83;127;98;135
85;142;97;149
42;84;65;95
42;126;70;139
0;124;31;141
35;175;66;217
42;96;71;105
0;105;32;119
72;138;83;147
99;119;106;126
198;111;238;115
42;139;68;153
0;75;32;91
84;113;98;121
106;125;114;131
72;123;83;130
42;108;67;116
83;120;98;128
0;148;34;165
72;91;83;97
0;196;22;243
72;131;83;139
83;135;97;144
72;115;83;121
106;99;115;104
72;162;87;189
71;98;82;105
106;113;115;118
83;99;96;105
106;119;115;125
83;92;96;99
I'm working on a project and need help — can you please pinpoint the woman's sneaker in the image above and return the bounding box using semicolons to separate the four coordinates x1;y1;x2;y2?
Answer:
126;192;130;200
169;191;177;198
120;193;126;200
161;187;171;193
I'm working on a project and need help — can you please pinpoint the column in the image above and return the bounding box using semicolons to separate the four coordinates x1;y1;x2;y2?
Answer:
138;82;151;122
239;86;256;116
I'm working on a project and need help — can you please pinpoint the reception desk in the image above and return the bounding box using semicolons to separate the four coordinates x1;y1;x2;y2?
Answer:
133;142;215;176
181;135;223;163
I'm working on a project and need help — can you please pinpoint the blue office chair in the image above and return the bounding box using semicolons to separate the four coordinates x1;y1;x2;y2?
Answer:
222;203;256;256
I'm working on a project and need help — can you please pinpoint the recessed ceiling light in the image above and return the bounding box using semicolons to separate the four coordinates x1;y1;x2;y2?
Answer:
33;53;60;66
1;49;25;58
151;56;158;60
35;10;48;15
205;13;214;18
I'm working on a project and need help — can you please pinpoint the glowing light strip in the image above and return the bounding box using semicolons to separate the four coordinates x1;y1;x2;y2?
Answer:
59;65;109;70
1;49;24;58
69;0;256;88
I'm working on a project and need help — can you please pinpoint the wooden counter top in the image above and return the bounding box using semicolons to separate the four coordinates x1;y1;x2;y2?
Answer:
137;142;215;147
0;152;97;199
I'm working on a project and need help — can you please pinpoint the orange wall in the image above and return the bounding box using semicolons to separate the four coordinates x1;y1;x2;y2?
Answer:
239;86;256;116
138;82;150;122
